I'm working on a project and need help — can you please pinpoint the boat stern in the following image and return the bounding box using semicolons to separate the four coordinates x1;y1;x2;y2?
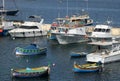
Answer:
86;53;104;63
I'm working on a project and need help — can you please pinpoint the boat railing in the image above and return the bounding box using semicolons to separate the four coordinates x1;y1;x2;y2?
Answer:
112;44;120;53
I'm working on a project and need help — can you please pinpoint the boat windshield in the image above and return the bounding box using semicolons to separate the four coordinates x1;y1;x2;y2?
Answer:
58;28;70;32
19;26;38;29
94;28;110;33
51;26;57;30
106;29;110;32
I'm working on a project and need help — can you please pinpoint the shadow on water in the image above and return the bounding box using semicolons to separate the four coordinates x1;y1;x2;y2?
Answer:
73;72;101;81
11;76;50;81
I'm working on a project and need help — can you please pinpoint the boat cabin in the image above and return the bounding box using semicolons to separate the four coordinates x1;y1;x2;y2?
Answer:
91;25;112;38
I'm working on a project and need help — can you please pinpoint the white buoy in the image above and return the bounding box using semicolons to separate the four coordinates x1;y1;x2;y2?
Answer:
12;37;15;40
52;63;55;66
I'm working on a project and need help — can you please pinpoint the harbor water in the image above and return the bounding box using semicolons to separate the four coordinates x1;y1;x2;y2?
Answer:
0;0;120;81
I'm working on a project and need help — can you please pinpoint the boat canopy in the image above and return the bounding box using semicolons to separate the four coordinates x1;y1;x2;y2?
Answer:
23;44;38;49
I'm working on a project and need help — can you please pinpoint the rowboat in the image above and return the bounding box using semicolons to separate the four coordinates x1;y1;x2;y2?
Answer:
73;62;102;73
15;44;47;55
11;66;50;78
70;52;87;57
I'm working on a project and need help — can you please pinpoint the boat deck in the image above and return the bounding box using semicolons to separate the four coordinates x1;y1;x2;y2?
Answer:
88;41;113;46
90;48;113;57
15;67;47;73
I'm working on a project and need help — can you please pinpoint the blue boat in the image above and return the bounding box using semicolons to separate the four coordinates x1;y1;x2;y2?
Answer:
49;35;57;40
70;52;87;57
47;24;57;40
15;44;47;56
73;62;102;73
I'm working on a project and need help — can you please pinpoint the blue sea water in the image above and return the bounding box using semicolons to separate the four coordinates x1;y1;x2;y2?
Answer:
0;0;120;81
6;0;120;26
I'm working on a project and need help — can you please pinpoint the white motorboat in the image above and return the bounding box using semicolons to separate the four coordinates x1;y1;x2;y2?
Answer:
56;26;92;44
48;14;93;40
8;18;47;38
86;24;120;63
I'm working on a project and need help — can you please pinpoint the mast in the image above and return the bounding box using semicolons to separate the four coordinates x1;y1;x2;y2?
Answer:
66;0;68;16
58;0;62;18
84;0;88;11
86;0;88;11
1;0;6;29
2;0;5;10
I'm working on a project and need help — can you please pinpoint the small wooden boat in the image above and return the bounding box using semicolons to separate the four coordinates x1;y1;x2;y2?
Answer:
73;62;102;73
70;52;87;57
15;44;47;56
11;66;50;78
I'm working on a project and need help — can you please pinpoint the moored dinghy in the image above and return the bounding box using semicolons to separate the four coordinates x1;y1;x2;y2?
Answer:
15;43;47;55
73;62;102;73
11;66;50;78
70;52;87;57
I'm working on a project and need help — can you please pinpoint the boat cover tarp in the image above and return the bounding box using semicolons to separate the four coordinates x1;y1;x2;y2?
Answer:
23;44;38;50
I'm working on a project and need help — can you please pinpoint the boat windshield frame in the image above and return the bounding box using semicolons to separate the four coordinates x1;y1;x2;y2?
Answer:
19;26;38;29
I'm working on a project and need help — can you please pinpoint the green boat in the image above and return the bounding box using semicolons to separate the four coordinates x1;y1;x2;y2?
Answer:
11;66;50;78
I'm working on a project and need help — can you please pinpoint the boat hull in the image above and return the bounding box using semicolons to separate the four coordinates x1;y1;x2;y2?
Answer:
73;68;99;73
49;33;57;40
70;52;87;57
86;51;120;63
15;47;47;56
73;63;100;73
0;29;11;36
9;30;47;38
11;67;50;78
56;34;89;44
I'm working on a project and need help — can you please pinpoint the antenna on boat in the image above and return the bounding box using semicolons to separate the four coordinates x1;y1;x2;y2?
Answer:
66;0;68;16
58;0;62;18
2;0;5;11
84;0;88;11
105;17;113;26
12;0;19;9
